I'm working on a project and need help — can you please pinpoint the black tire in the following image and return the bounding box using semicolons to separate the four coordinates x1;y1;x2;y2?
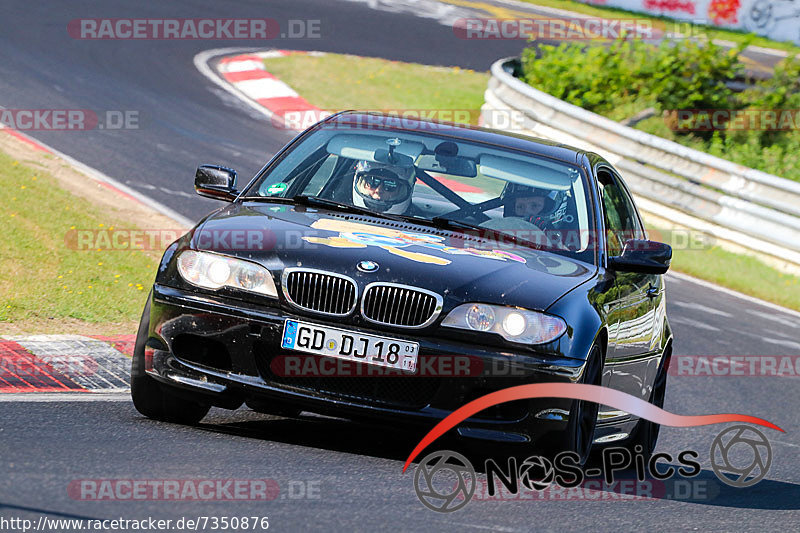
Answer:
625;347;670;460
131;293;211;424
541;343;603;466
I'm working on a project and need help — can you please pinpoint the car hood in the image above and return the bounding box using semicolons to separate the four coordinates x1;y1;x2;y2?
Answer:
191;202;596;312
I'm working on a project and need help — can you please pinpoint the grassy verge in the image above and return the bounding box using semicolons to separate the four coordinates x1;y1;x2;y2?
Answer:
262;54;488;122
0;149;157;327
264;52;800;311
513;0;800;53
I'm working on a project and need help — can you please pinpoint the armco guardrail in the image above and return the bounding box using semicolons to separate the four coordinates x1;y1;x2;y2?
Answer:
481;57;800;272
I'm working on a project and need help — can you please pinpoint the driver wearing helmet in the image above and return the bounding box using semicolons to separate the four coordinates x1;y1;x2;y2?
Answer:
352;160;416;215
504;184;564;231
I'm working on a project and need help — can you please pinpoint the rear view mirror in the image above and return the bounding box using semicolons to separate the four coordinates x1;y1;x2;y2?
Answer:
195;165;239;201
373;148;415;168
608;240;672;274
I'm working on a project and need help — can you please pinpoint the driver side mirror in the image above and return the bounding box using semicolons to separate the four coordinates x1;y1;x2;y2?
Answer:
608;239;672;274
195;165;239;201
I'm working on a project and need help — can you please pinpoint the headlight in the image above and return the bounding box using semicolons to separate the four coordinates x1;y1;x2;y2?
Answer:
177;250;278;298
441;303;567;345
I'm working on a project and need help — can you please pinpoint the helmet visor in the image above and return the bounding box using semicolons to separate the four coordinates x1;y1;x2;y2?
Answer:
354;168;412;207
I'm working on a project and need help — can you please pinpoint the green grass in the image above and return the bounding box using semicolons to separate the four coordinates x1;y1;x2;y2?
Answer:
650;224;800;310
265;52;800;310
263;54;489;123
514;0;800;53
0;151;156;324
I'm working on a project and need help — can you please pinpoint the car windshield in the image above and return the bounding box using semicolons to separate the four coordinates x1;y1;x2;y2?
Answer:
244;126;594;263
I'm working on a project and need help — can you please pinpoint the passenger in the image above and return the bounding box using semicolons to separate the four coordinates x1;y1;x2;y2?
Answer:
505;185;561;231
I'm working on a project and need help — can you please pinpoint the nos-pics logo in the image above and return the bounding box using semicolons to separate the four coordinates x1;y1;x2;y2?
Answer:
413;424;772;513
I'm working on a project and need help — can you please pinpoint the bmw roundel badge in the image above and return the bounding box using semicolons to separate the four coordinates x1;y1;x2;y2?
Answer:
357;260;379;273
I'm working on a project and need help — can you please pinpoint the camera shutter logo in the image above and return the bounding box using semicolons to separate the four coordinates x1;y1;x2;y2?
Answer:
518;455;555;491
710;425;772;488
413;450;476;513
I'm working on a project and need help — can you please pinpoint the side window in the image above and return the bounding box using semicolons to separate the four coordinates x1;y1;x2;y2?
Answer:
257;152;338;197
597;169;643;256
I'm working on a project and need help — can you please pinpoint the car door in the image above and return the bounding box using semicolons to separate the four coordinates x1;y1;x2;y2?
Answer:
597;167;659;401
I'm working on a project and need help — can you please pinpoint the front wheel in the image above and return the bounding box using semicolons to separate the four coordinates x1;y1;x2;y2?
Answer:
130;293;211;424
540;343;603;466
625;347;671;460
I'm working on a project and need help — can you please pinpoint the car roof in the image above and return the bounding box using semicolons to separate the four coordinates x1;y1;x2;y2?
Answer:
324;111;588;165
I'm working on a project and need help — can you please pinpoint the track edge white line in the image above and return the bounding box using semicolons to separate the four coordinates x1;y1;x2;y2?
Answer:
668;271;800;319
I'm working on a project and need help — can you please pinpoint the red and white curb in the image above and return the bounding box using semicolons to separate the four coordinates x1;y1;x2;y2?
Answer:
0;335;134;393
205;49;491;133
213;50;327;131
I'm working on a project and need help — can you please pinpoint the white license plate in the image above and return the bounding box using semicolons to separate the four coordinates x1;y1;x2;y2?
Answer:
281;319;419;372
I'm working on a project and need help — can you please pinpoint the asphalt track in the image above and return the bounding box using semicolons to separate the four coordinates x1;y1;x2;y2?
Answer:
1;0;798;530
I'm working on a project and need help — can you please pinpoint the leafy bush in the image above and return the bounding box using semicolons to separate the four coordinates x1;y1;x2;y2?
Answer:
742;55;800;110
519;38;800;181
647;40;743;113
521;38;744;114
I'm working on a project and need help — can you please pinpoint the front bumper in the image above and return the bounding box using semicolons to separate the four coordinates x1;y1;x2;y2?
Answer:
145;284;588;444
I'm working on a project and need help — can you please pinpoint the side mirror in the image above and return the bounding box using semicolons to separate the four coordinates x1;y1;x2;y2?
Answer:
195;165;239;201
608;239;672;274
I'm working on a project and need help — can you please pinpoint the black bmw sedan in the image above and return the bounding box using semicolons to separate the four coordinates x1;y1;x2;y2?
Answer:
132;112;672;465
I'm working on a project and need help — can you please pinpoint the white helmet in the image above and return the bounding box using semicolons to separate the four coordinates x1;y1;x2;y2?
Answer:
352;160;416;214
